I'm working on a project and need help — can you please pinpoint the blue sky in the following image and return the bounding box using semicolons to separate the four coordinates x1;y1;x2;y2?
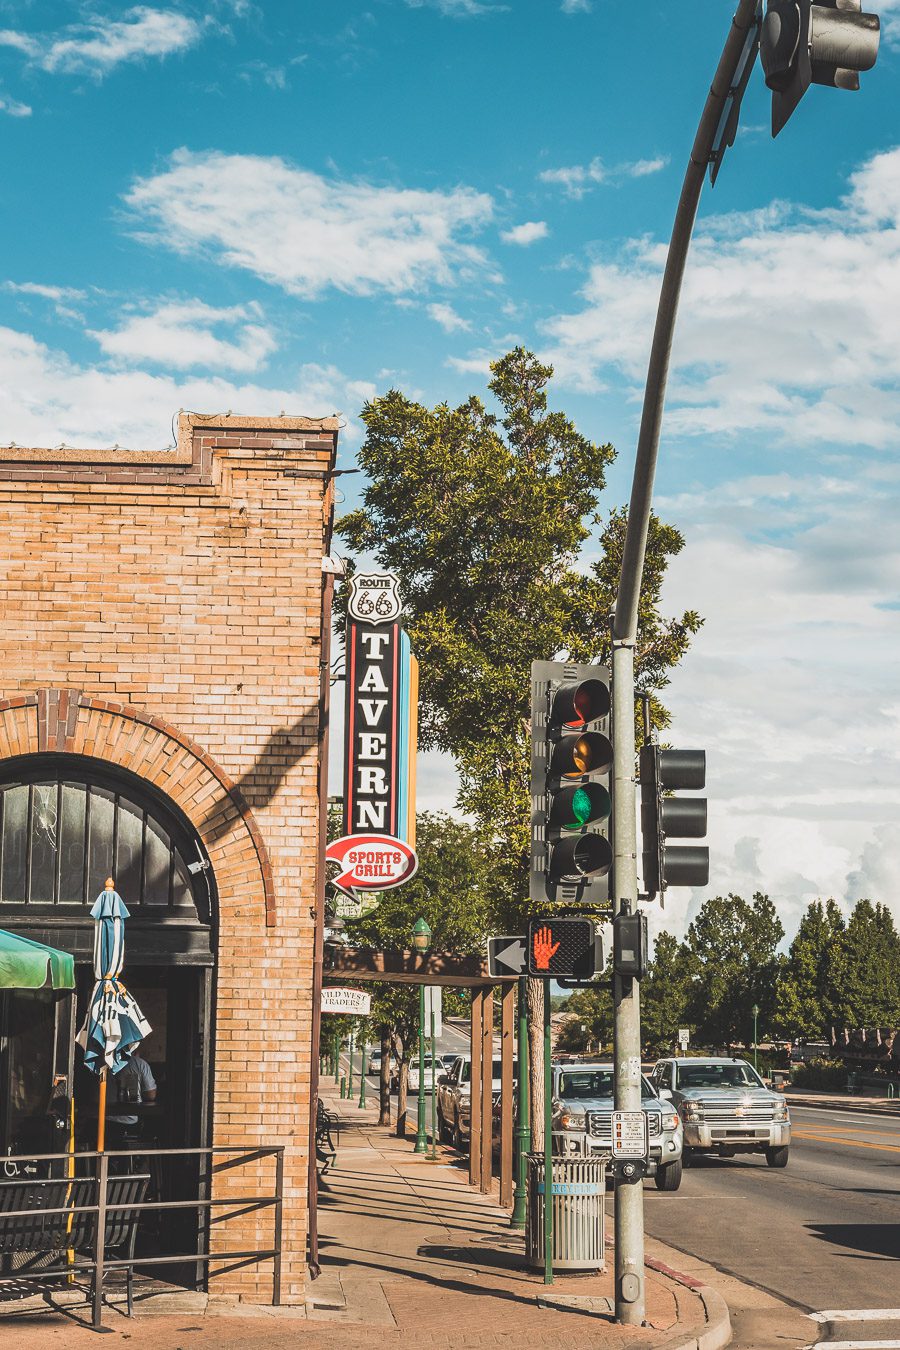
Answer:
1;0;899;944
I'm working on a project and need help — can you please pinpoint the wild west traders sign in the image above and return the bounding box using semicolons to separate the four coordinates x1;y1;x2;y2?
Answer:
341;572;418;884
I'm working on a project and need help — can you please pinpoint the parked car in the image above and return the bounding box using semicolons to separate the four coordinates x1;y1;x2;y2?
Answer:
436;1054;516;1150
651;1056;791;1168
391;1054;443;1094
550;1062;683;1191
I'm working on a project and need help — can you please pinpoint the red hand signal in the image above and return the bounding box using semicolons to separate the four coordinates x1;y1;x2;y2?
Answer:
532;925;561;971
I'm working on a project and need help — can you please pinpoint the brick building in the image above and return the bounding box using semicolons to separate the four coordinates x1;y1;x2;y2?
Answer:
0;413;338;1303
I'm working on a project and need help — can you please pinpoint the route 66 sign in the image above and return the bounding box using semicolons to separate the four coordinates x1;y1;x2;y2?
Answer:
347;572;402;624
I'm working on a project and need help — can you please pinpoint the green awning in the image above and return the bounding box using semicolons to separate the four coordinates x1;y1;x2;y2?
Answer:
0;929;76;991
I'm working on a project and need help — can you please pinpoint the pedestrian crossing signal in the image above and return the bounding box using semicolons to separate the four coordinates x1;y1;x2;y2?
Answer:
527;916;598;979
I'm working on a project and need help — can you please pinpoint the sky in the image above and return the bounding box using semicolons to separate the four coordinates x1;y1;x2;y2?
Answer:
1;0;899;949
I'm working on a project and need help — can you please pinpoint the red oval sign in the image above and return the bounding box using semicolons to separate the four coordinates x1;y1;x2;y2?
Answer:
325;833;418;891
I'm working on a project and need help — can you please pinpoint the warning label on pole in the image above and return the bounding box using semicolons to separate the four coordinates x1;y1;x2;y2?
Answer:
611;1110;649;1158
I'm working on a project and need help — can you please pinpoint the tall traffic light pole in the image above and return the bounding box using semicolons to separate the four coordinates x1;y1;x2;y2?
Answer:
610;0;762;1326
610;0;881;1324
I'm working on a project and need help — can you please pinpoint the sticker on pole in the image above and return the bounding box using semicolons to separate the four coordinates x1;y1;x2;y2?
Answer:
611;1110;649;1159
326;834;418;891
321;987;372;1015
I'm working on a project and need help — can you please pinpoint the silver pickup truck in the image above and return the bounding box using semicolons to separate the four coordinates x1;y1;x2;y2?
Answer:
551;1062;684;1191
651;1056;791;1168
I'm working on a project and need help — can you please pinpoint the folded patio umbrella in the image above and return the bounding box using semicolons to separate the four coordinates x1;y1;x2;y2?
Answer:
75;880;151;1150
0;928;75;990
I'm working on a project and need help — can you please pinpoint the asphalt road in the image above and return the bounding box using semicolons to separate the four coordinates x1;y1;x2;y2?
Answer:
642;1104;900;1317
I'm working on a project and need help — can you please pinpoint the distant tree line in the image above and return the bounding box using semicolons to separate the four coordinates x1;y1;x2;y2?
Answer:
556;893;900;1056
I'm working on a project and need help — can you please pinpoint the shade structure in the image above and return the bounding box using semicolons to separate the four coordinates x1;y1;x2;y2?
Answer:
76;884;150;1077
0;928;75;991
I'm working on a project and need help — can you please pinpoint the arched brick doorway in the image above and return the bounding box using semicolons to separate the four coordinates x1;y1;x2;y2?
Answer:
0;690;277;1289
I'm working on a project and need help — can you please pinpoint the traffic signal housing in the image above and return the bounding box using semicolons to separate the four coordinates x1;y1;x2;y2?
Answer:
760;0;880;137
530;661;613;907
527;916;599;980
640;743;709;898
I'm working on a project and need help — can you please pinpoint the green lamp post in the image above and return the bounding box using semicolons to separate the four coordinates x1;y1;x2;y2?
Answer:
752;1003;759;1073
412;917;432;1154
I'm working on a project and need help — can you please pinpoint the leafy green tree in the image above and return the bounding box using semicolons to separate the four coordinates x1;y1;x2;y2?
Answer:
828;900;900;1028
555;983;614;1054
682;893;785;1049
641;931;691;1054
775;899;845;1039
337;349;701;1125
337;348;701;927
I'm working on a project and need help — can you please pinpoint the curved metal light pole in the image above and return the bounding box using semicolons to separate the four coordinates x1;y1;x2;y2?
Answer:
610;0;762;1326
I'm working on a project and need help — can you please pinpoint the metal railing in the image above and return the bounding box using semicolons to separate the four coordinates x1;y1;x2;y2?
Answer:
0;1144;284;1330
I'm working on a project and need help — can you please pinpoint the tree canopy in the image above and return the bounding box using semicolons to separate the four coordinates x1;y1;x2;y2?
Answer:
337;348;702;927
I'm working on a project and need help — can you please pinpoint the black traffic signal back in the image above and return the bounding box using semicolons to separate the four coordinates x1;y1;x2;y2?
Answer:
527;916;598;979
760;0;880;136
530;661;613;906
640;744;709;897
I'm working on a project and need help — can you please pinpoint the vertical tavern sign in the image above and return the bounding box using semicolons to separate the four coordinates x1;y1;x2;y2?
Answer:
342;572;418;848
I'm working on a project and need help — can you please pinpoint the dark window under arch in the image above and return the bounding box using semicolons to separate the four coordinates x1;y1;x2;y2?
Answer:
0;758;210;921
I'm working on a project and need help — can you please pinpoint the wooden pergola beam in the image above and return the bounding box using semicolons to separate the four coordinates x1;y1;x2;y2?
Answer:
325;947;507;988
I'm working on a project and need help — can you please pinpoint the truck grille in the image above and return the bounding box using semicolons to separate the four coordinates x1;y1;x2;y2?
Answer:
701;1105;775;1124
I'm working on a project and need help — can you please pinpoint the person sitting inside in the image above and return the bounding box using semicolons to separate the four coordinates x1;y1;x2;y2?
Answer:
106;1053;157;1148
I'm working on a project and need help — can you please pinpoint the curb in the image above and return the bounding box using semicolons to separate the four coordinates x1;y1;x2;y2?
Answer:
645;1256;732;1350
787;1093;900;1116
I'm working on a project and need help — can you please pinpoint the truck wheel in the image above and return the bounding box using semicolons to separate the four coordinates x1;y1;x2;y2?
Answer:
437;1108;448;1143
452;1117;465;1152
654;1159;683;1192
682;1147;694;1168
765;1146;789;1168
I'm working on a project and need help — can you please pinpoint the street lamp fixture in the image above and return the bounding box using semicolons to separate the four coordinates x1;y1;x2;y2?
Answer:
413;918;432;1153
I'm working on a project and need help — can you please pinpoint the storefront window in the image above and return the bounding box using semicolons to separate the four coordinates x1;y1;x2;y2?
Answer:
0;768;207;916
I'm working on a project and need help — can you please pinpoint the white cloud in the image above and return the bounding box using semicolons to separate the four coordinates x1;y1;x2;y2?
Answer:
561;0;591;12
6;282;87;302
404;0;505;14
125;149;496;300
544;146;900;449
0;94;30;116
427;302;470;333
89;300;277;373
501;220;548;246
539;155;667;198
0;323;372;449
0;9;202;76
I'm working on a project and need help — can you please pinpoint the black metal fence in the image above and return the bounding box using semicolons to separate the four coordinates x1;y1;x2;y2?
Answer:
0;1144;284;1329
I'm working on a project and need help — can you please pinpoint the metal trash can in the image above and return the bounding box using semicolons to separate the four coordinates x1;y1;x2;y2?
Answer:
525;1152;607;1272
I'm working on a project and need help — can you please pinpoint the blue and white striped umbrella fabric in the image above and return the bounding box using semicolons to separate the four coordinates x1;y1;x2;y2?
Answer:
76;887;151;1076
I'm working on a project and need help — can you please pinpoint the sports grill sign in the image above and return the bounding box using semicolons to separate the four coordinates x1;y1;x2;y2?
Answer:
339;571;418;889
344;572;408;839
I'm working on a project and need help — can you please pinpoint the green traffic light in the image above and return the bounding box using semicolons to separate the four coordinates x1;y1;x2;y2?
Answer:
567;786;592;830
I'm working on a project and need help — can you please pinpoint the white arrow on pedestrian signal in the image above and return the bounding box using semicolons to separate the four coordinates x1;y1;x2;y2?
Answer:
493;939;525;975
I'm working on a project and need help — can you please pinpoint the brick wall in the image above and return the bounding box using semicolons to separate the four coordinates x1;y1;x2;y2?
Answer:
0;414;338;1302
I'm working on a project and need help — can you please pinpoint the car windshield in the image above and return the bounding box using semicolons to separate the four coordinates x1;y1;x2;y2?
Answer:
677;1062;764;1090
557;1070;655;1100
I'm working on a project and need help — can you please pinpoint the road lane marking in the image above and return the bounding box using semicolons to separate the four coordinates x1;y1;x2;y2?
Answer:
793;1124;900;1138
791;1129;900;1154
811;1311;900;1323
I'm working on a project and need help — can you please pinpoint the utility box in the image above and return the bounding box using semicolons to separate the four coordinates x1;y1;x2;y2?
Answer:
525;1153;607;1272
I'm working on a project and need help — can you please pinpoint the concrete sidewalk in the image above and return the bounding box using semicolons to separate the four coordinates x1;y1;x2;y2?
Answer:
0;1087;731;1349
